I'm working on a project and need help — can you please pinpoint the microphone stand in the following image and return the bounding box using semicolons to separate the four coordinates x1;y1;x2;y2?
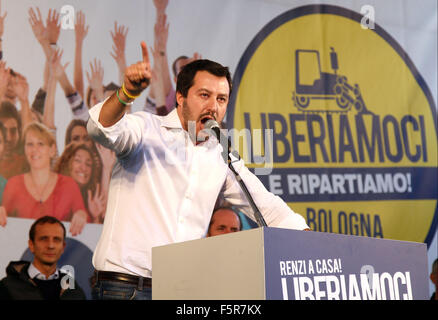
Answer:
227;155;268;227
223;140;268;228
206;121;267;227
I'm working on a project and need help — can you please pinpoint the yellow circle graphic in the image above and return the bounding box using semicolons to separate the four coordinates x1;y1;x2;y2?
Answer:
228;5;437;244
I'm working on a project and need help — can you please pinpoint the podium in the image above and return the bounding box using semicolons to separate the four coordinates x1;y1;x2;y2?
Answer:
151;227;429;300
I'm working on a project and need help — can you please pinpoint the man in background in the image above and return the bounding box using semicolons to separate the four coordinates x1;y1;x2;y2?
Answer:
0;216;85;300
207;207;242;237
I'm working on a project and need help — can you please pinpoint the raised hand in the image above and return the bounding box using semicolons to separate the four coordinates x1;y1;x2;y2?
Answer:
110;22;128;65
110;22;128;84
86;58;104;102
0;0;7;39
99;41;151;127
46;8;60;44
28;7;47;45
123;41;151;95
48;47;69;80
187;52;202;65
75;10;89;44
87;184;106;223
0;61;10;101
70;210;87;236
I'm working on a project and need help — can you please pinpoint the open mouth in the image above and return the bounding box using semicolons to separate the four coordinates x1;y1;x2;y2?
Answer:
74;171;89;183
199;114;217;129
76;172;87;179
200;116;214;124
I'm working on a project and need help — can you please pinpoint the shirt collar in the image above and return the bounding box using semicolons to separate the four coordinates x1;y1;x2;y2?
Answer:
28;263;60;280
161;108;183;129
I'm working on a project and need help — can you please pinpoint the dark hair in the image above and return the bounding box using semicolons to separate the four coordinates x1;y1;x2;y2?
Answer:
0;101;21;136
209;206;243;231
176;59;232;101
104;82;119;93
433;258;438;273
86;86;93;108
54;142;99;205
172;55;189;77
29;216;66;242
64;119;103;185
0;121;6;141
65;119;87;147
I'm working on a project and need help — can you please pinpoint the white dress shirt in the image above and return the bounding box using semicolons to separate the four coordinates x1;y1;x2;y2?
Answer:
87;101;309;278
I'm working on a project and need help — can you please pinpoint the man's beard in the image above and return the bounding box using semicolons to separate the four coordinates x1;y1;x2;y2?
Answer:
181;99;194;131
181;99;219;144
181;100;197;143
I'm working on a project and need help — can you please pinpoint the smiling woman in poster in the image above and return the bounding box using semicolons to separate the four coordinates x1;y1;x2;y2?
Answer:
54;142;106;224
0;122;88;236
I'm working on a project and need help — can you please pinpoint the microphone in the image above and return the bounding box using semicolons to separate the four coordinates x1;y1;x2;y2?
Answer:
205;119;230;164
205;119;226;143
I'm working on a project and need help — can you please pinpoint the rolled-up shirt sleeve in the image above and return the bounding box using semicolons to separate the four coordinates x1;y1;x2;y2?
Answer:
222;157;309;230
87;100;149;157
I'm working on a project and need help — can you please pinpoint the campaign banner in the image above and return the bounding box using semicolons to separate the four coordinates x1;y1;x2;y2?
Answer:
263;228;429;300
228;4;437;247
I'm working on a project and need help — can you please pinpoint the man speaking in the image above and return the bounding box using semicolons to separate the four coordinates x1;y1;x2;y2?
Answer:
87;41;309;300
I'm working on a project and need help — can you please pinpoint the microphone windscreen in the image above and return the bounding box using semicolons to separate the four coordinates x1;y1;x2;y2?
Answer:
204;119;220;130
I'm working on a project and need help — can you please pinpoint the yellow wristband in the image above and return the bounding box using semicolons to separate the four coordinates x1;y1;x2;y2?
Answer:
122;83;141;99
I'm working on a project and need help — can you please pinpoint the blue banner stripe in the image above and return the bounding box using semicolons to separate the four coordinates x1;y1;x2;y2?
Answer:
252;167;438;202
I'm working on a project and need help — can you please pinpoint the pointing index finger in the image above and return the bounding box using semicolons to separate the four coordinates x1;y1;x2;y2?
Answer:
141;41;150;64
